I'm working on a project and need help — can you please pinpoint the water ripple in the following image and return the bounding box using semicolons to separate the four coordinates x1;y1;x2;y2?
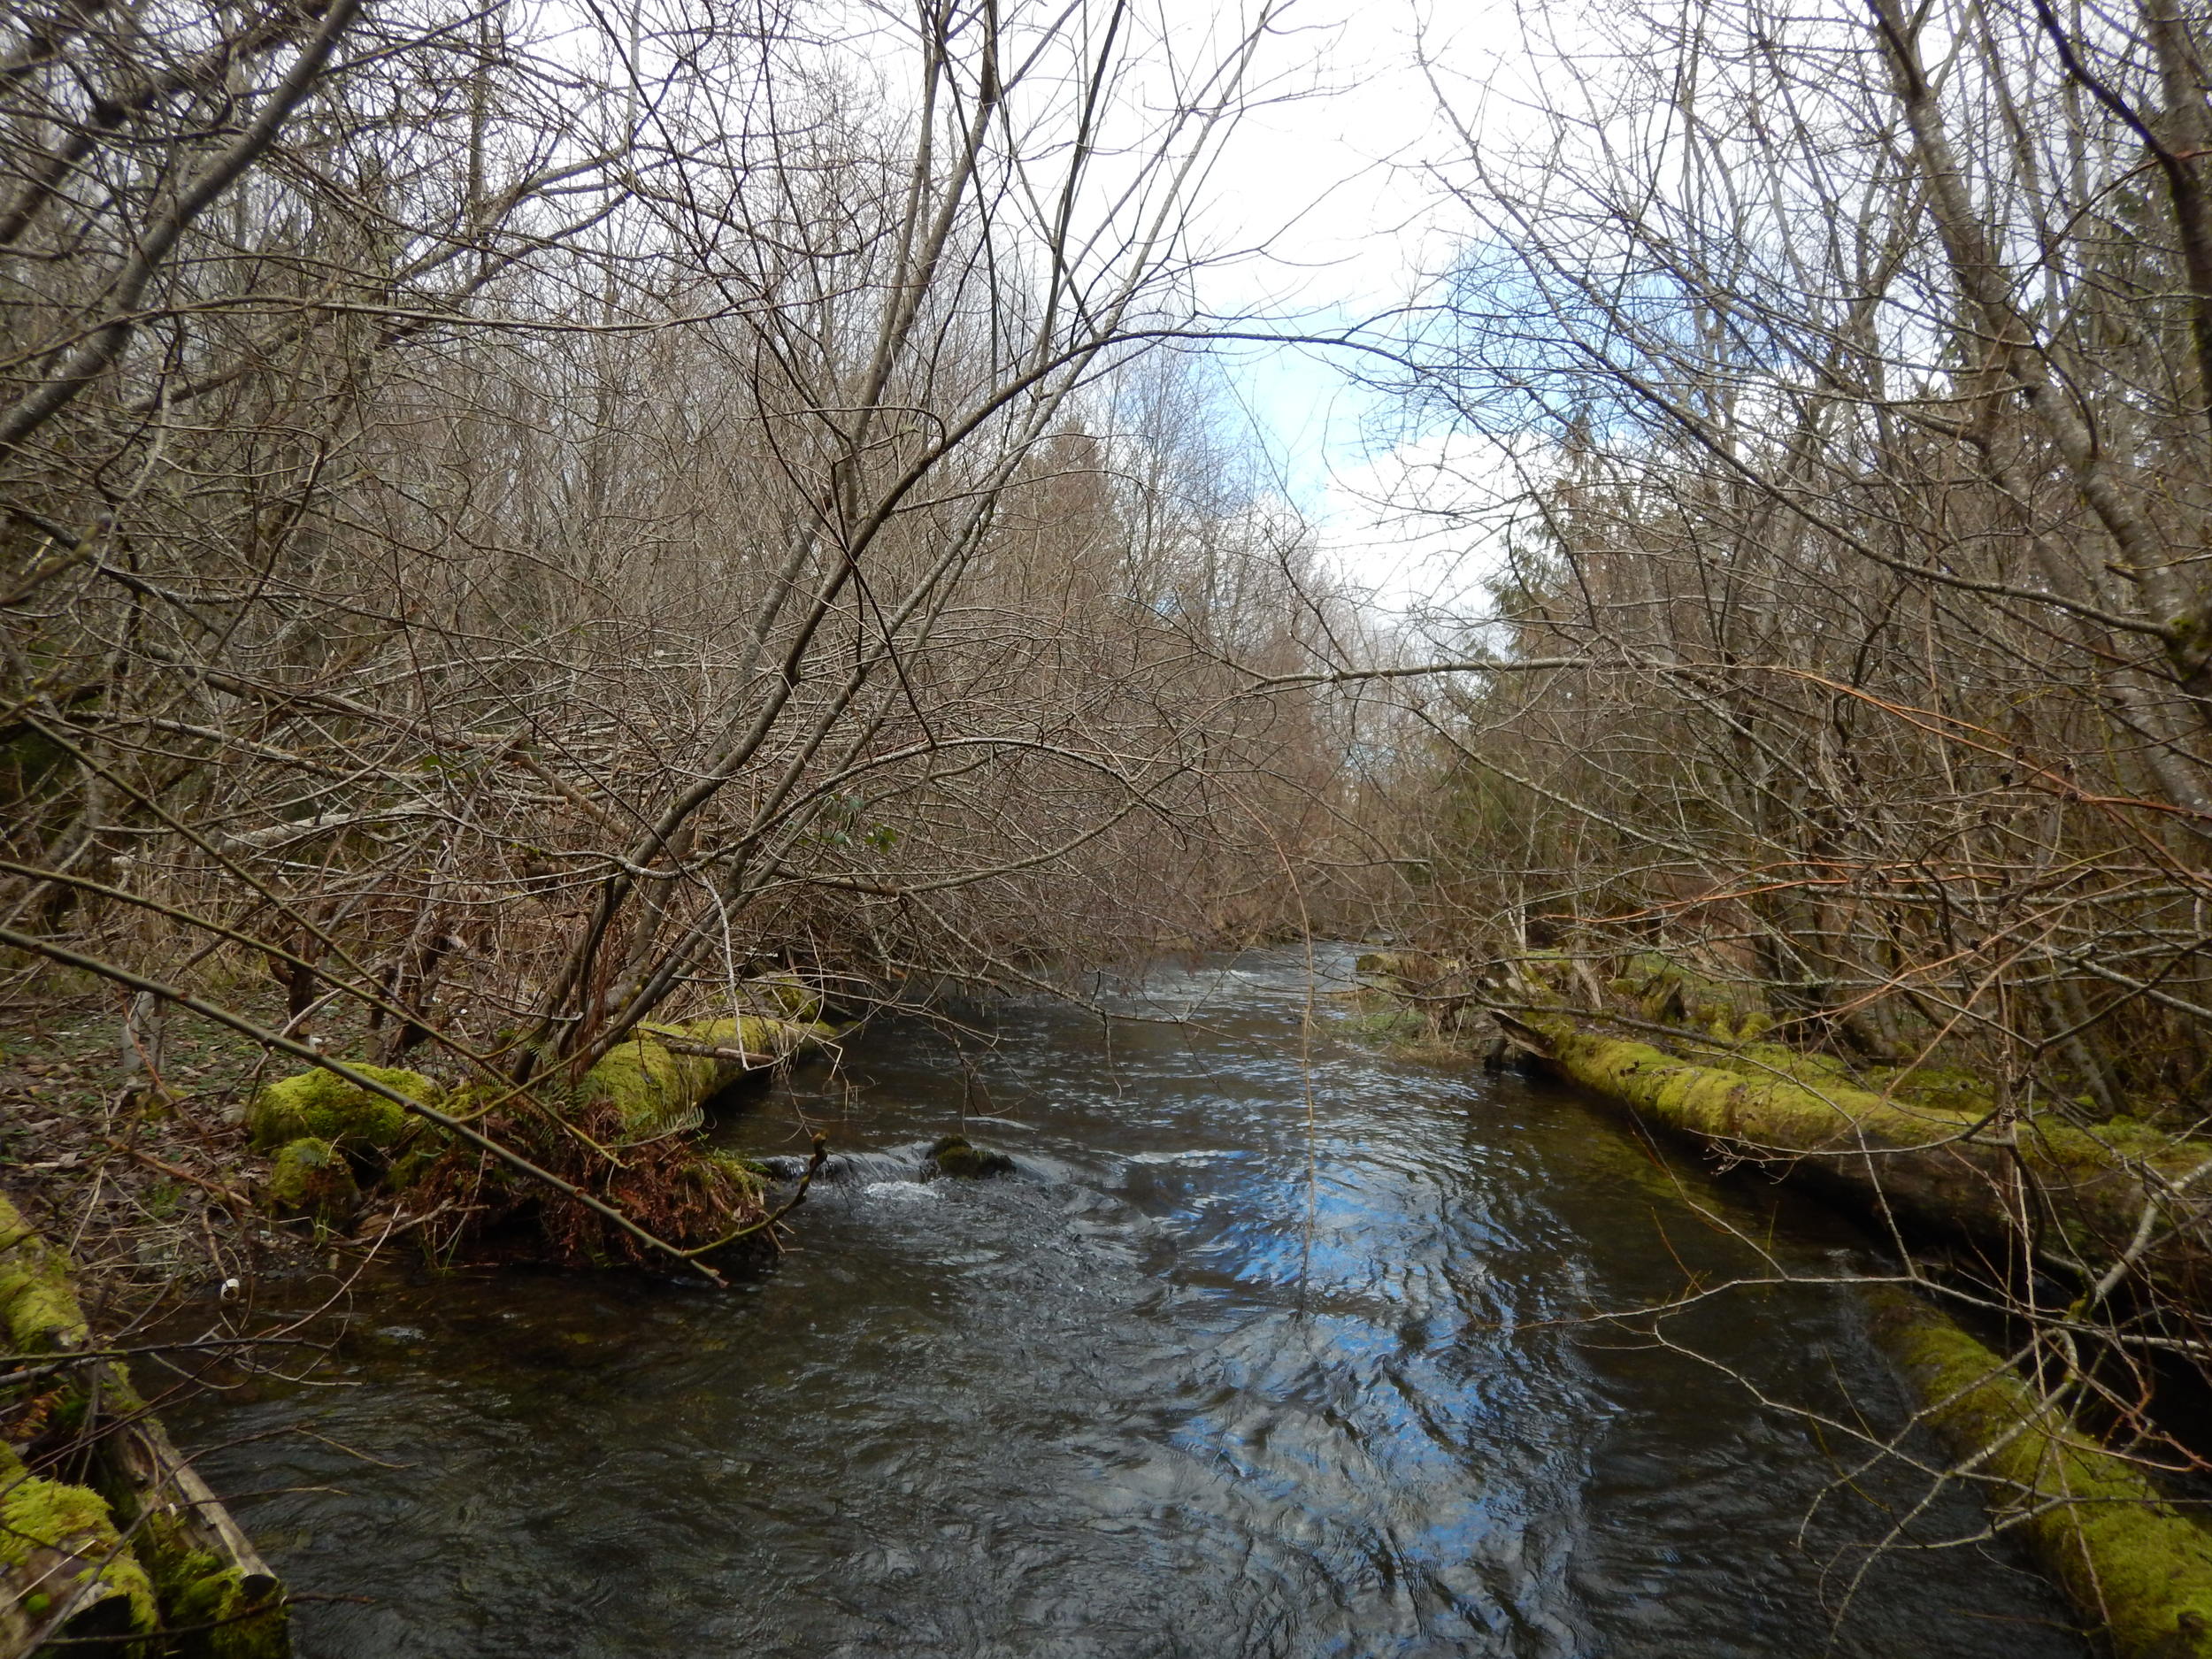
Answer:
165;946;2086;1659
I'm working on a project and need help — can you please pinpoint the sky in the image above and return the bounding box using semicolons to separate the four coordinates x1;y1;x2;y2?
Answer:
800;0;1545;621
808;0;1542;619
1171;0;1537;619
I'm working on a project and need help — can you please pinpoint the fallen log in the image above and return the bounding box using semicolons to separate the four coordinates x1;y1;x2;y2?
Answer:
0;1441;156;1655
79;1366;285;1659
0;1196;287;1658
1499;1009;2212;1302
649;1037;777;1069
1358;957;2212;1655
580;1014;837;1143
1868;1287;2212;1658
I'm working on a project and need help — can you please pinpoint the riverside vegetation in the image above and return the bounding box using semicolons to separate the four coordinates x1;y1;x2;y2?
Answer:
1318;0;2212;1649
0;0;1351;1646
9;0;2212;1652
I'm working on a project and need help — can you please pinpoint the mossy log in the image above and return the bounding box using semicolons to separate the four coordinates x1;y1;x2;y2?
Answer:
581;1016;835;1144
244;1009;833;1169
0;1197;286;1657
1868;1287;2212;1657
0;1442;157;1655
80;1373;285;1659
1509;1011;2212;1299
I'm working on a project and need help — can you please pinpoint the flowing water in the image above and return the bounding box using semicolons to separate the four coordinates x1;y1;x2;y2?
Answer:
167;949;2087;1657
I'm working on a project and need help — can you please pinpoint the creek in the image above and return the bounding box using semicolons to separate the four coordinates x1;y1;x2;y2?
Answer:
167;948;2087;1657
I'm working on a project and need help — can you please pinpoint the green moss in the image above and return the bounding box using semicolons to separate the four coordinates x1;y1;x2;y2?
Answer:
1527;1010;2212;1652
91;1496;288;1657
1864;1064;1992;1117
581;1017;834;1144
247;1064;438;1153
1343;1004;1430;1041
672;1015;834;1060
264;1137;358;1221
1510;949;1575;1000
750;973;824;1023
1539;1014;2010;1142
380;1141;444;1194
1869;1288;2212;1657
1694;1041;1861;1092
158;1549;288;1659
0;1448;157;1637
703;1151;770;1181
0;1198;87;1354
1609;1033;2203;1200
580;1036;721;1143
687;1152;771;1215
1612;951;1770;1037
926;1135;1015;1178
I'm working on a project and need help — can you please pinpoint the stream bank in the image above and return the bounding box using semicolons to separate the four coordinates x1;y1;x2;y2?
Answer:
157;949;2089;1658
1356;949;2212;1656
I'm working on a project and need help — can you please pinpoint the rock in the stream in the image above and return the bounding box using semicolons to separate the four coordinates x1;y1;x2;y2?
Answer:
926;1135;1015;1179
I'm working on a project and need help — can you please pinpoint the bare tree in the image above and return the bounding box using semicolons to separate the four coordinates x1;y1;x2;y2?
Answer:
0;0;1347;1269
1274;0;2212;1624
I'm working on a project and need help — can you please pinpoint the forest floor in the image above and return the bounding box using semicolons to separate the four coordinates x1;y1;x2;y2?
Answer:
0;988;381;1323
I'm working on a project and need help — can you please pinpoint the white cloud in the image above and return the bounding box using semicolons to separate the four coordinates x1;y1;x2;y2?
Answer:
1150;1;1578;622
1309;426;1557;622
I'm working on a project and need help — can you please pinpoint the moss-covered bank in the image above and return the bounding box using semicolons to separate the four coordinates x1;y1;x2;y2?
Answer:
0;1195;286;1656
238;995;839;1263
1869;1287;2212;1658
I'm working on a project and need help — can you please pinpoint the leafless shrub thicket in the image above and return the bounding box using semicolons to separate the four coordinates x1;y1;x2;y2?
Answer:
1340;0;2212;1538
1395;0;2212;1133
0;0;1349;1119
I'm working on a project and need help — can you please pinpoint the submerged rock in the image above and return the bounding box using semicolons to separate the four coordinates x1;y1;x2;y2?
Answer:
926;1134;1015;1179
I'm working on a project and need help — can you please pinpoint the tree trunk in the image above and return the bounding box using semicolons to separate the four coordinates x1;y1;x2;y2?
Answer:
1497;1010;2212;1303
1867;1286;2212;1659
